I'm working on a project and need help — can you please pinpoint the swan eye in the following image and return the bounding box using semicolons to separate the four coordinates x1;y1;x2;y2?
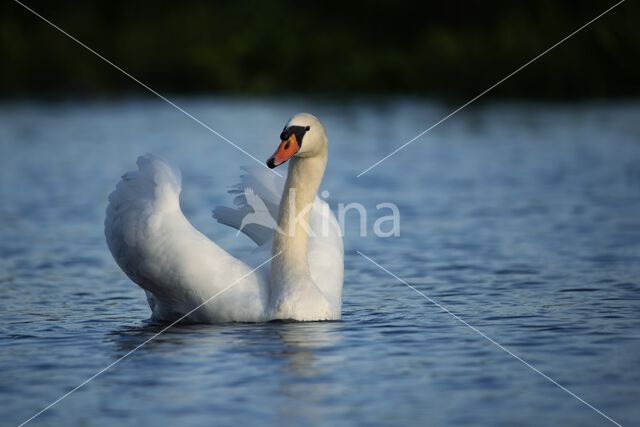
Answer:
280;131;287;141
305;126;310;131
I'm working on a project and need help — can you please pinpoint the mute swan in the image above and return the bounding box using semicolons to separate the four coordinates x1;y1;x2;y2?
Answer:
105;113;343;322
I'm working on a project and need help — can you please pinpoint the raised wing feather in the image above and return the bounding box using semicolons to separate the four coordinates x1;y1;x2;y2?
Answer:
212;166;284;246
105;155;268;322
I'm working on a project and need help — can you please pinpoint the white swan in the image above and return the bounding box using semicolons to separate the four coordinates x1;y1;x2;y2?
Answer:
105;113;343;323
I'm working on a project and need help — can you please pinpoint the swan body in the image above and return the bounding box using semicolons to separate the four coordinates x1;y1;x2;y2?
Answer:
105;113;343;323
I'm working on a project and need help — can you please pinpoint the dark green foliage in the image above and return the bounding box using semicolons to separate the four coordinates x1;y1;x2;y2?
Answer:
1;0;637;98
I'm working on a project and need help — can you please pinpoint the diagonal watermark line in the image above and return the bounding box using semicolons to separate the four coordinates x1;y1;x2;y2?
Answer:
18;252;280;427
357;251;623;427
357;0;626;177
12;0;282;177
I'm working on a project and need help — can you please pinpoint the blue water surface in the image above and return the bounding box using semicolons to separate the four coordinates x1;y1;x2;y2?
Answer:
1;98;639;426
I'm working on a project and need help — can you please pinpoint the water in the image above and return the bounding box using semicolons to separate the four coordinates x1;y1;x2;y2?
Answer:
1;98;639;427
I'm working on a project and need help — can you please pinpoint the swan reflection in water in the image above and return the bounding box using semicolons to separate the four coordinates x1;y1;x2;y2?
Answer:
107;320;346;420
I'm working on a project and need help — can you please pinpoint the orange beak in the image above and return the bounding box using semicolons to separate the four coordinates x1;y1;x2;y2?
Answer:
266;134;300;169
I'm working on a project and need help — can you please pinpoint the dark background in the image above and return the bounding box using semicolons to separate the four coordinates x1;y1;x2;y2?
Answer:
1;0;637;99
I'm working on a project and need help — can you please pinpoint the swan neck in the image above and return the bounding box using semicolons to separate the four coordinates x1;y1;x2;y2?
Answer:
272;148;326;276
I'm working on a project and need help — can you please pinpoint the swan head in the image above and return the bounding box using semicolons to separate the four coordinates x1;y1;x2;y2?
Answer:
267;113;327;168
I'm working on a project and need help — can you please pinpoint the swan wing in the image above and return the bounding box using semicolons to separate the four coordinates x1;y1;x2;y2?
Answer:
212;166;284;246
105;155;268;322
213;166;344;314
308;197;344;315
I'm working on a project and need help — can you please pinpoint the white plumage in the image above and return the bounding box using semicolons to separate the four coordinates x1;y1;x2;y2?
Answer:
105;114;343;323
